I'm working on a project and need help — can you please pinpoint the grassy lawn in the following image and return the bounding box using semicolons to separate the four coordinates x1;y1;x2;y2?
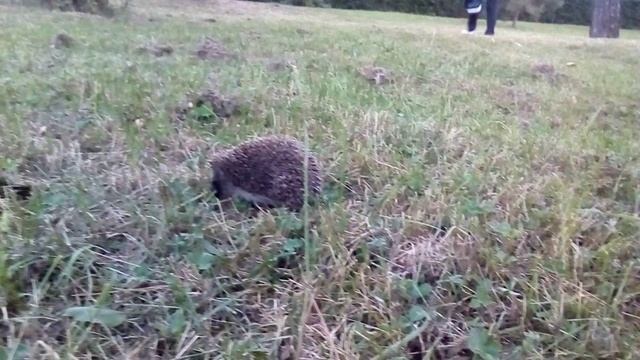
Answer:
1;0;639;358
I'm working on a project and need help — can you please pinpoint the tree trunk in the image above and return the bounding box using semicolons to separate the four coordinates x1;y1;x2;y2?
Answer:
590;0;622;38
512;9;520;28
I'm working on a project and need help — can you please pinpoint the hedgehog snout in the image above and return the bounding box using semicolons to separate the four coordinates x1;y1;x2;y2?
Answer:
210;168;228;199
211;178;222;195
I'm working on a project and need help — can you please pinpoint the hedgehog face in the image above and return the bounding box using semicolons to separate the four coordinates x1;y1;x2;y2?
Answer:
210;168;233;200
211;166;278;209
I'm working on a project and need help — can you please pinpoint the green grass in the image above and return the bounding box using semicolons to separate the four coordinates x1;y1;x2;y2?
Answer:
1;0;639;358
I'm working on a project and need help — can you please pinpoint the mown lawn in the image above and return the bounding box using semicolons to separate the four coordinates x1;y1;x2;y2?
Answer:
1;0;639;358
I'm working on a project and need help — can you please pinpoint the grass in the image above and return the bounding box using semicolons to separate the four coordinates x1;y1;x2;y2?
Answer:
1;0;639;358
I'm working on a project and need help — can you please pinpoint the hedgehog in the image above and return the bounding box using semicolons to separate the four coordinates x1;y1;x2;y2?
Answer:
210;135;323;211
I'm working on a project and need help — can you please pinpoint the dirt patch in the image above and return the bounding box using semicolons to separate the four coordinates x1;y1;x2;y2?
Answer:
265;57;295;72
491;86;541;126
173;79;243;124
531;62;567;84
194;36;236;60
192;88;240;118
51;33;75;49
358;65;394;85
136;43;174;57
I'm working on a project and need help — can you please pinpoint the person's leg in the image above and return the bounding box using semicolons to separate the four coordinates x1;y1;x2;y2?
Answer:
463;0;479;33
467;13;478;32
485;0;499;35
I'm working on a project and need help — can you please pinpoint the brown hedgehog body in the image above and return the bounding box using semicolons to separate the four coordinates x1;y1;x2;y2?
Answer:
210;135;323;211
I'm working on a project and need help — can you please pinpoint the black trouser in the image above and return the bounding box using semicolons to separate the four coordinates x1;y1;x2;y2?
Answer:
467;0;499;35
